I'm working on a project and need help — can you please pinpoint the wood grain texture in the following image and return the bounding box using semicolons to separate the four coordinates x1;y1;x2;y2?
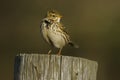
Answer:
14;54;98;80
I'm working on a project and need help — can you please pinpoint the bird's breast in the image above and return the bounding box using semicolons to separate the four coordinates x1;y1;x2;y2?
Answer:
41;20;67;48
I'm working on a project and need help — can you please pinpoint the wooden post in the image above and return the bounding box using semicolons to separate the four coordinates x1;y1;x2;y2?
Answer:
14;54;98;80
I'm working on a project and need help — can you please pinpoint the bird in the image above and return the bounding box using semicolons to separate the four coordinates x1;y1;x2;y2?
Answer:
40;10;79;55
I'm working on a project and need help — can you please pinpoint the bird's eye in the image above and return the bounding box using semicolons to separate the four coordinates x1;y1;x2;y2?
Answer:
53;15;56;17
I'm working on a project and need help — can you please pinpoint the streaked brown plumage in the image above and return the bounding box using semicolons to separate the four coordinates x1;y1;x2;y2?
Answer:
40;10;79;55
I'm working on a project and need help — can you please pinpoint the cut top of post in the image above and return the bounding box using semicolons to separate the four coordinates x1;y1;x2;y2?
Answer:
14;54;98;80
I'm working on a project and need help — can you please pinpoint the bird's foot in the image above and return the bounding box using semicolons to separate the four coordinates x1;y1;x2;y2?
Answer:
48;50;52;55
57;51;61;56
57;48;62;56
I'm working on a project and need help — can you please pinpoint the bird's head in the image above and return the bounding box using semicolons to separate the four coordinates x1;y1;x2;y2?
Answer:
46;10;62;22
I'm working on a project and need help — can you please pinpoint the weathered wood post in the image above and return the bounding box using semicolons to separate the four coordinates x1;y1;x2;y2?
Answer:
14;54;98;80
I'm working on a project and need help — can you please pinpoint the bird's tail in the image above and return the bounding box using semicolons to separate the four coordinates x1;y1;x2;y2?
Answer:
68;42;79;48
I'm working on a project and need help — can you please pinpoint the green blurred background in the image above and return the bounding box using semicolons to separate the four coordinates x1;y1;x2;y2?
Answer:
0;0;120;80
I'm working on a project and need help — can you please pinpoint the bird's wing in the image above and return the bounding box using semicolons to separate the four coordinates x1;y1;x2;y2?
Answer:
59;23;79;48
40;19;51;45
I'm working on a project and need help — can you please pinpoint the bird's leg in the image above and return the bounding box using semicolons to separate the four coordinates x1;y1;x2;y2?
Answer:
57;48;62;55
48;49;52;55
